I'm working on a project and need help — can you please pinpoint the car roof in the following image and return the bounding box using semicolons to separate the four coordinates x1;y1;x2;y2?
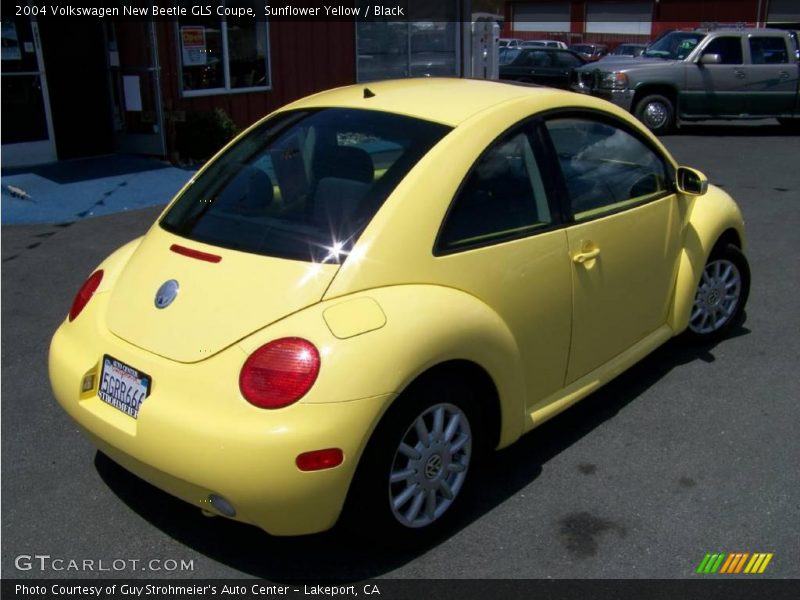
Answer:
280;78;574;127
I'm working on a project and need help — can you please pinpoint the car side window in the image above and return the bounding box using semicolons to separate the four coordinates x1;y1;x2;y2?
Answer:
544;117;669;222
555;52;581;68
524;50;552;67
438;130;552;251
749;37;789;64
703;37;744;64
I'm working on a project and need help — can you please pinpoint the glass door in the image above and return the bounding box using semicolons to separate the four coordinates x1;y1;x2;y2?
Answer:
1;15;56;166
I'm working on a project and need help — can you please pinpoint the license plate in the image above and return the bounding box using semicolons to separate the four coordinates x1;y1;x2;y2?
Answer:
98;355;151;419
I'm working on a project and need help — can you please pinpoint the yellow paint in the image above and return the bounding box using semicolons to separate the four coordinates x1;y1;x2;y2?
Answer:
49;79;747;535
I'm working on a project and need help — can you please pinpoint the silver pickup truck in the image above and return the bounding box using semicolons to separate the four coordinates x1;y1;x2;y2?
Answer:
571;28;800;134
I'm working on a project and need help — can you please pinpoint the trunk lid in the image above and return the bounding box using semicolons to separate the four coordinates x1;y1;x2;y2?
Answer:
106;226;338;363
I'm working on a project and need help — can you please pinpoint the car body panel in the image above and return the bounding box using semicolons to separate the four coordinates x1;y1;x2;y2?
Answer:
668;184;747;334
49;79;748;536
565;194;683;382
105;226;339;363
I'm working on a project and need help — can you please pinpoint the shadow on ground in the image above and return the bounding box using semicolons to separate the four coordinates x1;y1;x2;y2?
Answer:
672;121;794;137
96;321;750;581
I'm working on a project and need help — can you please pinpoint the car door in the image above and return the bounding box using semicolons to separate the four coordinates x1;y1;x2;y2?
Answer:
744;35;799;116
684;36;747;117
434;124;573;409
552;51;585;89
541;115;682;384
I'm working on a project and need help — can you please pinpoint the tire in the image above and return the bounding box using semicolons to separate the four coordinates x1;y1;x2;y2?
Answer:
680;243;750;345
342;372;487;543
634;94;675;135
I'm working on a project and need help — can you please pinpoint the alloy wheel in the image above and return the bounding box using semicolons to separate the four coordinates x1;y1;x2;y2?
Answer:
388;402;472;528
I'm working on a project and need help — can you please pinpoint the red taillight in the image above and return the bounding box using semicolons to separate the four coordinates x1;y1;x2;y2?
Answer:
239;338;320;409
68;270;104;322
296;448;344;471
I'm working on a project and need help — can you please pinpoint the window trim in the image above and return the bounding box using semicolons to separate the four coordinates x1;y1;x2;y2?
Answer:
535;108;676;225
433;116;566;257
176;13;272;97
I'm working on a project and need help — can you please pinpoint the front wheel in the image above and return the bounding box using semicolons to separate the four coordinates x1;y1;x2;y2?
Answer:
342;374;485;541
681;243;750;344
634;94;675;135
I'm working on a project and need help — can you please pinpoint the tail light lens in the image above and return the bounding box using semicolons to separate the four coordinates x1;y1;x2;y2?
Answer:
68;270;104;322
239;338;320;409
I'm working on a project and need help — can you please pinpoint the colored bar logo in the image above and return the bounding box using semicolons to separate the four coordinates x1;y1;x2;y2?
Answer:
696;552;773;574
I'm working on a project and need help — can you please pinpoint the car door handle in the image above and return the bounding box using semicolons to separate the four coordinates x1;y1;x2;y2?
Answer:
572;247;600;264
734;69;746;79
778;71;790;79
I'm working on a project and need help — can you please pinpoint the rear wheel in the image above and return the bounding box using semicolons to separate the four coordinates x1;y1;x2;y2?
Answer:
681;243;750;344
634;94;675;135
343;373;486;542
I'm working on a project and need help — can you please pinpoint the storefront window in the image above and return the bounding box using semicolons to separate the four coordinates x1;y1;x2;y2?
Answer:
178;1;269;95
356;0;459;82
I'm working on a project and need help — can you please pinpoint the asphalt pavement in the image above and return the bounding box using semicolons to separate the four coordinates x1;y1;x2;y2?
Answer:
1;122;799;581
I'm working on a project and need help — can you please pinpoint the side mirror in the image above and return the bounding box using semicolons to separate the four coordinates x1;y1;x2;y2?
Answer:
700;53;721;65
676;166;708;196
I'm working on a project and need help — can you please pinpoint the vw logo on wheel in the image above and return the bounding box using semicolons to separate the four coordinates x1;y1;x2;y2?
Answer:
154;279;180;309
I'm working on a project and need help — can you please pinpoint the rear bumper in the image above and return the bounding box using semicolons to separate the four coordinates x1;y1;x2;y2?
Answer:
48;304;394;536
570;84;635;112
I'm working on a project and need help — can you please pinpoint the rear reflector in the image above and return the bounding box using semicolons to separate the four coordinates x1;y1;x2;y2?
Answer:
296;448;344;471
170;244;222;263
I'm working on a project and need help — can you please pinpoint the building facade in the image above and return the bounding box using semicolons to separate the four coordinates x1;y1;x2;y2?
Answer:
503;0;800;45
2;1;477;166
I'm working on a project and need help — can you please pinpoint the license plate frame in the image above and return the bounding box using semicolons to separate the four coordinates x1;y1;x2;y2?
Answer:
98;355;151;419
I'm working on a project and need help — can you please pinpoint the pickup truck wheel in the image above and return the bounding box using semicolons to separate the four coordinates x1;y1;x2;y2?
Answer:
635;94;675;135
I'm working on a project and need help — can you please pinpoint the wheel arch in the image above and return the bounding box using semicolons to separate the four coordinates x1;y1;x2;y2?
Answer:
632;83;679;114
668;186;747;334
389;359;503;453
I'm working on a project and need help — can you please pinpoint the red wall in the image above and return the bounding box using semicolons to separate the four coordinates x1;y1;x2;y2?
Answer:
155;20;356;131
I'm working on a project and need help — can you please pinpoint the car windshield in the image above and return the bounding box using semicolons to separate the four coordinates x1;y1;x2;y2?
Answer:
160;108;450;263
643;32;705;60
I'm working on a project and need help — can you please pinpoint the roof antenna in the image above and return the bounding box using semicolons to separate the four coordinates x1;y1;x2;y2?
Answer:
363;87;376;99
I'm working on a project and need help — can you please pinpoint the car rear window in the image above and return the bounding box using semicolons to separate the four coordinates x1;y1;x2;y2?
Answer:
160;108;450;263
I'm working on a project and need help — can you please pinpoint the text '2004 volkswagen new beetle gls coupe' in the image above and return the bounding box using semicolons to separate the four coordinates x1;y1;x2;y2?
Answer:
49;78;749;540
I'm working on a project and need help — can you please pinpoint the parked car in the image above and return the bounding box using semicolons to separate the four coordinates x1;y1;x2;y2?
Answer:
500;47;587;88
571;27;800;133
50;78;749;540
498;46;520;65
602;43;648;59
521;39;568;50
499;38;523;48
569;43;609;61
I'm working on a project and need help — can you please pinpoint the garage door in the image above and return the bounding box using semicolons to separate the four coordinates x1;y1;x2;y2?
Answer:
585;1;652;35
513;1;570;33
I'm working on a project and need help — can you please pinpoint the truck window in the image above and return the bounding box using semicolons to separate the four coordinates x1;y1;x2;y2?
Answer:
749;37;789;64
703;37;744;65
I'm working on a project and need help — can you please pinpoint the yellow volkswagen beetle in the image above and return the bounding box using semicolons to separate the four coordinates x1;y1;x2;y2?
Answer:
49;78;749;538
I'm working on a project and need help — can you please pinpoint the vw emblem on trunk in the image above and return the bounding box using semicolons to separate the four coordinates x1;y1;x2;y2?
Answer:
154;279;179;309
